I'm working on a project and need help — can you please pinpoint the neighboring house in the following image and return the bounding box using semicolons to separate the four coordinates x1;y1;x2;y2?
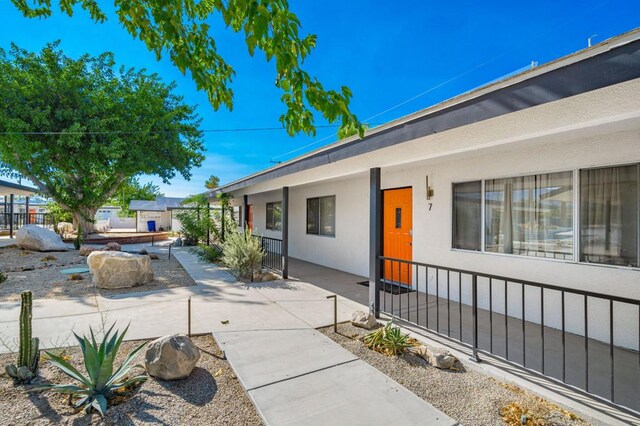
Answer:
207;30;640;411
95;206;122;220
129;196;188;232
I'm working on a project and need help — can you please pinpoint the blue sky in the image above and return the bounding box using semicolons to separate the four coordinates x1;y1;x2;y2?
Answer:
1;1;638;196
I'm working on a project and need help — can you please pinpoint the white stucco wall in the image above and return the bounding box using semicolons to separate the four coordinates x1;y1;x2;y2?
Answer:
136;211;171;232
223;79;640;348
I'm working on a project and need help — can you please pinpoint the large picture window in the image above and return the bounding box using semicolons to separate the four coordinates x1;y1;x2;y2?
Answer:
452;181;481;250
485;171;573;259
580;164;638;267
307;196;335;237
266;202;282;231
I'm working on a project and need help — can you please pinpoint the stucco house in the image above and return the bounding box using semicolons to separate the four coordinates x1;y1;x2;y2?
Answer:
129;196;187;232
207;30;640;412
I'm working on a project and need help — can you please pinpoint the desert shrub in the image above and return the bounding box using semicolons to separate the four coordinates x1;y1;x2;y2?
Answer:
221;228;265;280
191;243;223;263
175;194;212;245
0;271;6;284
363;322;415;356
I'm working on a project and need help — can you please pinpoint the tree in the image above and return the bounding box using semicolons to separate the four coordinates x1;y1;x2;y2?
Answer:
10;0;363;138
205;175;220;190
109;177;164;217
0;43;205;234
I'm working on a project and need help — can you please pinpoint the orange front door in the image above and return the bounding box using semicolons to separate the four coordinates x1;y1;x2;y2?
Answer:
383;188;413;285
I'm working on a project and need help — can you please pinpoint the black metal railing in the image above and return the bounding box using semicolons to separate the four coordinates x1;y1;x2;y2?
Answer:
378;255;640;413
254;235;283;274
0;213;56;230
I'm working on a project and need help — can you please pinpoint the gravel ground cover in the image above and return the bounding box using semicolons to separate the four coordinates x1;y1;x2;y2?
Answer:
0;246;195;301
0;335;263;425
319;322;591;426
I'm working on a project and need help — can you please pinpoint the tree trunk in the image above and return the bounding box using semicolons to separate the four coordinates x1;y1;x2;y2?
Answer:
73;208;98;236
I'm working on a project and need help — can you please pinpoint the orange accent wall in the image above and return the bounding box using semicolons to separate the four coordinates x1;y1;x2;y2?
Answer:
383;188;413;285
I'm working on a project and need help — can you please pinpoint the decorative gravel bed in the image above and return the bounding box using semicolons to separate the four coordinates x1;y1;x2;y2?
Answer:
0;335;263;425
319;322;591;426
0;246;195;302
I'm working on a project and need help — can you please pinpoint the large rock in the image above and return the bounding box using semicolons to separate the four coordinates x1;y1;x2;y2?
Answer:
87;251;153;289
57;222;74;235
79;245;100;256
15;225;69;252
412;345;457;369
351;310;377;330
145;334;200;380
104;242;121;251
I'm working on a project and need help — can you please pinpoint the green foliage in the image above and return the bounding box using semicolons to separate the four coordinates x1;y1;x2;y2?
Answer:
46;201;73;224
0;42;204;232
221;228;265;281
363;322;414;356
109;177;164;217
9;0;363;138
0;271;6;284
204;175;220;190
191;243;223;263
35;324;148;417
5;291;40;384
175;194;212;245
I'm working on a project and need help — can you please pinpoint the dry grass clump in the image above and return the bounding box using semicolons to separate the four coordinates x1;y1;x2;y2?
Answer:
68;274;84;281
41;255;57;262
499;382;581;425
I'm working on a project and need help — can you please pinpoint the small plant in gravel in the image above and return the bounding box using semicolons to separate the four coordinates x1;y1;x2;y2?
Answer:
5;291;40;383
41;255;57;262
0;271;6;284
221;228;265;281
363;322;416;356
69;274;84;281
34;324;148;416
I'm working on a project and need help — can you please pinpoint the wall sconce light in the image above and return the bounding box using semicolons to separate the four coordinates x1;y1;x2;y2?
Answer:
425;176;434;200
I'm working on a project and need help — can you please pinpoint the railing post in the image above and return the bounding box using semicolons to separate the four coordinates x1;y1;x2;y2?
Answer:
369;168;382;318
25;196;30;225
207;202;212;245
281;187;289;279
470;273;482;363
8;194;14;238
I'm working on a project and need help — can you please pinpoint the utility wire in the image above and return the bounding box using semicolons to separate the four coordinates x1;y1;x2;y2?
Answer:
0;124;384;136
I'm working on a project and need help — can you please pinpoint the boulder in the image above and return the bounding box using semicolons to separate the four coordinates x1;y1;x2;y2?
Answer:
412;344;457;369
351;310;377;330
57;222;74;235
15;225;69;252
87;251;153;289
145;334;200;380
79;245;101;256
104;242;121;251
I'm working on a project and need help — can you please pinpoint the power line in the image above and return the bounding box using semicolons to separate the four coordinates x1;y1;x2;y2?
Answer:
0;124;378;136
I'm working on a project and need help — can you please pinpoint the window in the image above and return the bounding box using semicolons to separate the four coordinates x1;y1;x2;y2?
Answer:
266;202;282;231
485;172;573;259
307;196;336;237
580;164;638;267
452;181;482;251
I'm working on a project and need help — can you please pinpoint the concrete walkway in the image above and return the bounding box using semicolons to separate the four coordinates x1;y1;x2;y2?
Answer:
0;246;457;425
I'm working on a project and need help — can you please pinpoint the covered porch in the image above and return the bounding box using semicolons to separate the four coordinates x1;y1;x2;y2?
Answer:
0;179;44;238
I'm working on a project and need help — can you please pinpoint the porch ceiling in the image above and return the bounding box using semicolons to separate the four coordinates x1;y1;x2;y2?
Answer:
0;180;37;196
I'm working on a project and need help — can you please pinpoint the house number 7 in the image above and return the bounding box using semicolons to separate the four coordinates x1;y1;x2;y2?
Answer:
428;203;432;211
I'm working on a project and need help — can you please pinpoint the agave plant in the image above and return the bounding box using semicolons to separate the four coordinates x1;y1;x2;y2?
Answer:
363;322;415;356
36;324;148;416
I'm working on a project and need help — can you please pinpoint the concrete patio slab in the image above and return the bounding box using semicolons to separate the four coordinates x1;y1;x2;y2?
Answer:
248;359;458;426
275;299;359;328
214;328;358;390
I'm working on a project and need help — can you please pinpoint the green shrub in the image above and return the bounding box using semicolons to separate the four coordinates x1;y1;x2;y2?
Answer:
35;324;147;416
73;226;84;250
191;243;223;263
0;271;6;284
221;228;265;281
363;322;415;356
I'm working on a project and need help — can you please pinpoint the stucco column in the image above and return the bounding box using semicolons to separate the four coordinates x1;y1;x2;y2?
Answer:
243;195;249;230
369;168;382;317
282;186;289;279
